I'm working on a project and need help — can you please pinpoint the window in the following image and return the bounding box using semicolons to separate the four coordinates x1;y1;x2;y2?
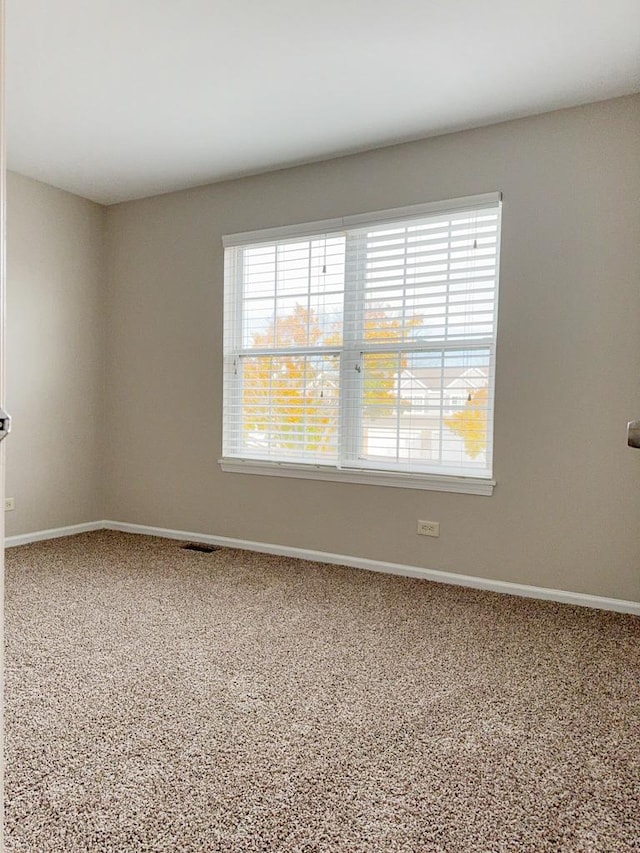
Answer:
221;193;501;495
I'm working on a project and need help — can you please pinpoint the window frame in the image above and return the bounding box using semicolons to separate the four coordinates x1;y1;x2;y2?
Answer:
220;193;501;496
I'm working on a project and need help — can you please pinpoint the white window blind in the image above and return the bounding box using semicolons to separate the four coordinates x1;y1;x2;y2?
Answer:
222;194;501;489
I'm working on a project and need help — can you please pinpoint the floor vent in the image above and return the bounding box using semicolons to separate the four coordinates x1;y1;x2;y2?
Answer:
181;543;223;554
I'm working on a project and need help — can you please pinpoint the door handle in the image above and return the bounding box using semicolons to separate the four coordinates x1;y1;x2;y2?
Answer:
0;407;11;442
628;420;640;449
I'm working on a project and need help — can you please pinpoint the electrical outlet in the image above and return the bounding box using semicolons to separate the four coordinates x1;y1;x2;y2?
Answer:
417;519;439;537
5;497;15;511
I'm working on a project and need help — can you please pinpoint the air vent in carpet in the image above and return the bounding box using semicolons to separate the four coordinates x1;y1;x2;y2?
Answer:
181;543;223;553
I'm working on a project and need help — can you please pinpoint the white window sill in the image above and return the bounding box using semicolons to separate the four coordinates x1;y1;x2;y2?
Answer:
219;458;495;495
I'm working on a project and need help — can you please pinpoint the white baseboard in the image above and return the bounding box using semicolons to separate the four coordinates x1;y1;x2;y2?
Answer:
103;520;640;616
6;518;640;616
5;521;104;548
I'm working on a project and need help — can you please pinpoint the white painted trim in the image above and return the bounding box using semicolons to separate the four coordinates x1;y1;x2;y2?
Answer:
5;521;104;548
219;458;495;495
5;518;638;615
103;520;640;616
222;192;501;247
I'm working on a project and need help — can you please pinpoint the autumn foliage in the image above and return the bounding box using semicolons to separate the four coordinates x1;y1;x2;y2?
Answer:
242;306;337;455
242;304;420;453
444;385;489;458
362;310;422;415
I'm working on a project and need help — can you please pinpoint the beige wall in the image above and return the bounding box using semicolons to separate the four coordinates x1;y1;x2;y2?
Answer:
102;95;640;601
6;98;639;601
6;172;105;535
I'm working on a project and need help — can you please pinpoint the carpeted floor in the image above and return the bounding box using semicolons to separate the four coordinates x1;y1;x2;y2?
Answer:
4;531;640;852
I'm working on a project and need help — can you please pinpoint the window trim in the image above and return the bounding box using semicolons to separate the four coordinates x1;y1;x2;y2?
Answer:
222;192;501;248
218;457;495;495
221;192;502;495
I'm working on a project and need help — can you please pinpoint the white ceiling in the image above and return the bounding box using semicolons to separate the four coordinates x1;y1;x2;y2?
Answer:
6;0;640;206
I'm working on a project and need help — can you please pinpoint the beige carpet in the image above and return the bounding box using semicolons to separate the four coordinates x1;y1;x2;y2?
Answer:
4;531;640;852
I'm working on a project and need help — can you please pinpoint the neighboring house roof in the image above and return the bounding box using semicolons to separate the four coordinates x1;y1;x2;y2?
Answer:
396;365;488;398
